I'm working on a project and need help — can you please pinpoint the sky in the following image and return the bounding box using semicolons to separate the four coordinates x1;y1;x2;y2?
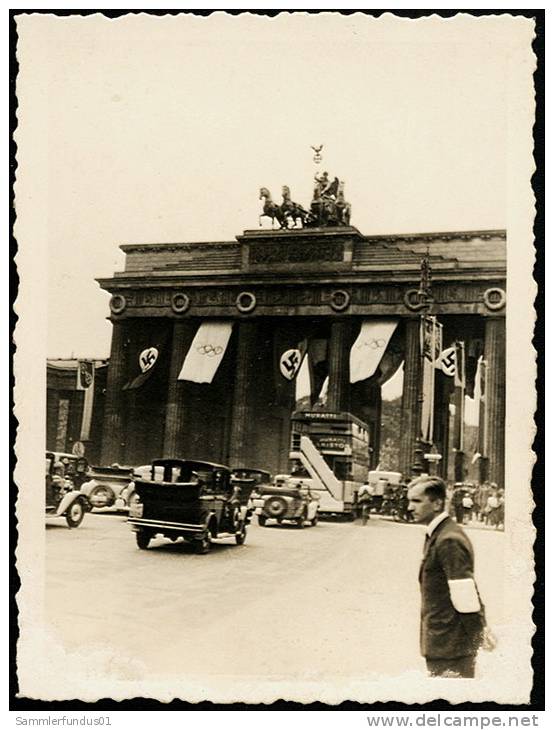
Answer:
15;13;512;360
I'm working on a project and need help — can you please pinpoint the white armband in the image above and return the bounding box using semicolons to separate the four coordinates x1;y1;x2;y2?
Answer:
447;578;481;613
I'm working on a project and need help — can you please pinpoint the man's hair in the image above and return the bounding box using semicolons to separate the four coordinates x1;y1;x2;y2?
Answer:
408;476;447;504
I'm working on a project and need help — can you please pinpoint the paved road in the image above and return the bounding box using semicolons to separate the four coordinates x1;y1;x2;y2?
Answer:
45;512;505;681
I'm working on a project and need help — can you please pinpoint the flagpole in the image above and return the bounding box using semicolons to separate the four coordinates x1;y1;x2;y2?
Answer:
412;313;426;476
459;341;466;452
429;317;436;444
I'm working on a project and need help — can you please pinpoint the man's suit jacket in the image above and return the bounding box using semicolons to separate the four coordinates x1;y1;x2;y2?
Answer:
419;517;485;659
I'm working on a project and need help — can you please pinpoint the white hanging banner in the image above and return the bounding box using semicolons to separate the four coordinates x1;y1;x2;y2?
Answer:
317;375;329;405
178;321;234;384
478;357;488;457
295;352;312;403
349;319;398;384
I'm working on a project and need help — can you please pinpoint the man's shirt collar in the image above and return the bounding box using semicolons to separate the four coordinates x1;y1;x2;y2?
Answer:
426;511;449;537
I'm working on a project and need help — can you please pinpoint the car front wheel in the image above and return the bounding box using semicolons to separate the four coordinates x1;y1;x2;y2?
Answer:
65;500;85;528
258;514;267;527
235;525;247;545
194;532;211;554
135;530;151;550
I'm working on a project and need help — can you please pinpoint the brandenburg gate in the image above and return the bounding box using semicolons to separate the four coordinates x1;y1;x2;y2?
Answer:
97;171;506;485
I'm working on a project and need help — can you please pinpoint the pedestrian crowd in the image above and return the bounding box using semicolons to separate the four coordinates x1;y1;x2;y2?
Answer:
355;480;413;524
356;478;504;530
448;482;505;529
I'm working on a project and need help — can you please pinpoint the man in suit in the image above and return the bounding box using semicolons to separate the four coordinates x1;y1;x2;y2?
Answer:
407;475;490;678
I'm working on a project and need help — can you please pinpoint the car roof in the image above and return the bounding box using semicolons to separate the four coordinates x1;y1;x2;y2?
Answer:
150;458;230;471
46;451;78;460
231;467;271;476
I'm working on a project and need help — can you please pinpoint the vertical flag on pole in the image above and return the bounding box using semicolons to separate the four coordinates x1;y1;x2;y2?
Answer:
479;358;488;457
452;341;466;451
77;361;95;441
76;360;94;390
420;316;441;443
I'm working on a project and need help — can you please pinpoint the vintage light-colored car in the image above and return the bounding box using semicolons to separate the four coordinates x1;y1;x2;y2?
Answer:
45;452;91;528
119;464;159;510
80;464;137;509
252;477;319;528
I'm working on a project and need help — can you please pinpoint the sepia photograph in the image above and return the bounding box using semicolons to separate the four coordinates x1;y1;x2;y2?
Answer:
12;10;539;706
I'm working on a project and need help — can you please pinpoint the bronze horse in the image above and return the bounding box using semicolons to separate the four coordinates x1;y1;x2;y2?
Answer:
259;187;285;228
280;186;310;228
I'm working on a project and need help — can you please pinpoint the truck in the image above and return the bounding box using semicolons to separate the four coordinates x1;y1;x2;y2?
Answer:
288;411;370;517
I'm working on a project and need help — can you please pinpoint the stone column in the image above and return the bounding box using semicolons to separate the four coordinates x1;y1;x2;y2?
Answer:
228;321;256;468
433;374;452;479
163;321;189;458
46;389;60;451
101;320;127;465
484;317;506;486
371;382;382;469
327;320;351;412
399;318;422;479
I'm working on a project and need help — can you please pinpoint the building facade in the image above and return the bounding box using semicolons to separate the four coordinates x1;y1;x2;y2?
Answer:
46;359;108;465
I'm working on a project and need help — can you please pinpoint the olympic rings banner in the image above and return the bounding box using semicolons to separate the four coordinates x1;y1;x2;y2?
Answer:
178;321;234;384
349;319;398;384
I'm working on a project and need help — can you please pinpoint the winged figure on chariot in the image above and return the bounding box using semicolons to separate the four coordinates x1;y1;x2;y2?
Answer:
259;176;351;229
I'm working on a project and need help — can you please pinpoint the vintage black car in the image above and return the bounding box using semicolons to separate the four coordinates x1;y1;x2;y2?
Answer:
45;452;91;528
128;459;250;554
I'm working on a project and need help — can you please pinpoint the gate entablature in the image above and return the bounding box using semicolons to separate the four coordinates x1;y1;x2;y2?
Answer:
97;228;506;320
100;281;507;320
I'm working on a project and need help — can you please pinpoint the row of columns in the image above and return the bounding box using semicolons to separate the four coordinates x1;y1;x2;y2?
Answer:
398;316;505;486
101;317;354;468
101;315;505;487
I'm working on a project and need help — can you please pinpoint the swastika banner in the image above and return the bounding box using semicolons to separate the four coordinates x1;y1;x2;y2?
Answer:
76;360;94;390
122;333;168;390
438;346;457;376
279;338;308;381
349;319;398;384
77;361;95;441
178;321;234;384
279;348;305;381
